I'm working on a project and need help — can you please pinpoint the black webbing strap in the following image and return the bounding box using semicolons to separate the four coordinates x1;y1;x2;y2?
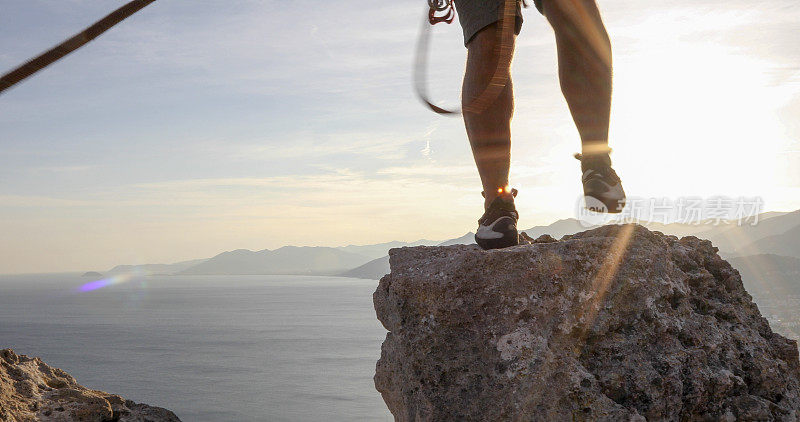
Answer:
0;0;157;96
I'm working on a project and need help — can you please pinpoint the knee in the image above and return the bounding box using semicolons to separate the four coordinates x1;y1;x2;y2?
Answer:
466;22;500;55
543;0;577;28
544;0;609;43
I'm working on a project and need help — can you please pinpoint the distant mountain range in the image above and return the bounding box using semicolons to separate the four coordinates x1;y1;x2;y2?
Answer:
729;254;800;297
731;223;800;259
178;246;373;276
336;240;438;261
705;210;800;257
100;210;800;286
105;241;442;277
108;258;208;275
339;256;390;279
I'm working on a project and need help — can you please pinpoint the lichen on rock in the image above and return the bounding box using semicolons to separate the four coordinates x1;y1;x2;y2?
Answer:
373;224;800;421
0;349;180;422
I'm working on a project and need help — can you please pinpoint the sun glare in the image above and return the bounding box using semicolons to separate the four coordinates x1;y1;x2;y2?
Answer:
611;19;793;199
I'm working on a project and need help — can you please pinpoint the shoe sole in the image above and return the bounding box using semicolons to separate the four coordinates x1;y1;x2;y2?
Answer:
583;194;626;214
475;217;519;250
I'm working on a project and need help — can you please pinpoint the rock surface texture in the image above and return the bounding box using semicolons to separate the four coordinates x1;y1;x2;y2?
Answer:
0;349;180;422
374;224;800;421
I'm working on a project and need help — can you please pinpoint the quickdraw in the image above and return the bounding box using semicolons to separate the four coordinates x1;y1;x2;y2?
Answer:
428;0;455;25
415;0;518;115
0;0;157;96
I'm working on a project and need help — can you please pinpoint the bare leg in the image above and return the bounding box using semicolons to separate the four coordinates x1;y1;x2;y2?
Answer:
544;0;612;156
462;22;517;210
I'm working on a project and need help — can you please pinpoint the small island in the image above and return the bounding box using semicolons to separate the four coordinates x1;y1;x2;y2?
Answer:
82;271;103;278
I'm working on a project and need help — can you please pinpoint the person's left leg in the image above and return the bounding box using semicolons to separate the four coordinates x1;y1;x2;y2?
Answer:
462;21;521;250
452;0;522;249
462;22;519;249
462;22;516;210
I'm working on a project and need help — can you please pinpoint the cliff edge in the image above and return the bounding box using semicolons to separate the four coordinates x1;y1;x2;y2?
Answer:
0;349;180;422
374;224;800;420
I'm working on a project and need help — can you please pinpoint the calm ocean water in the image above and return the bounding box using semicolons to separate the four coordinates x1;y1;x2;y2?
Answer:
0;273;392;421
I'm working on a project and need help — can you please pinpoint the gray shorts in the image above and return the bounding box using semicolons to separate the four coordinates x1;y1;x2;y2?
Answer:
453;0;543;46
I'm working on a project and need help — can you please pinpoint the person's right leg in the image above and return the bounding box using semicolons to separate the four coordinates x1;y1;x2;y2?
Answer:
544;0;626;212
544;0;612;156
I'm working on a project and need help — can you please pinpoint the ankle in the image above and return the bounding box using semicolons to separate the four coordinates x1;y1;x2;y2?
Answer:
581;142;612;157
575;149;612;172
482;187;516;209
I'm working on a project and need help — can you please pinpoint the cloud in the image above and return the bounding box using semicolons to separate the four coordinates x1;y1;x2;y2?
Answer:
229;131;419;162
377;165;475;177
0;195;97;208
29;165;96;173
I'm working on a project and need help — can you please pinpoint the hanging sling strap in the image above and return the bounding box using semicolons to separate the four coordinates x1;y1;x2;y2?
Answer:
0;0;157;96
414;0;518;115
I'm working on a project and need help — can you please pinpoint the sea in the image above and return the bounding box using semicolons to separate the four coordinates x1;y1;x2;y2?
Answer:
0;273;393;421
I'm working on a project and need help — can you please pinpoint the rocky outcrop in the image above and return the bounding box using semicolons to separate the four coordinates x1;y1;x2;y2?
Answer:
0;349;180;422
374;224;800;421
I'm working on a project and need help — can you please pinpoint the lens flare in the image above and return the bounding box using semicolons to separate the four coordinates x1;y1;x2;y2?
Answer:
577;224;636;333
77;273;134;292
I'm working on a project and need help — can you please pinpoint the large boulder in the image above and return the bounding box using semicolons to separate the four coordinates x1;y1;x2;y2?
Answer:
0;349;180;422
374;224;800;421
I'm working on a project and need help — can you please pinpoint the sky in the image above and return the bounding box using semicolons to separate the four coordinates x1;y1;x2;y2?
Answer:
1;0;799;274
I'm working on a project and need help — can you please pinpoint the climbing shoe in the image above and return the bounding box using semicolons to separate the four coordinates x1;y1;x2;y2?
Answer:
475;188;520;250
575;152;626;213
